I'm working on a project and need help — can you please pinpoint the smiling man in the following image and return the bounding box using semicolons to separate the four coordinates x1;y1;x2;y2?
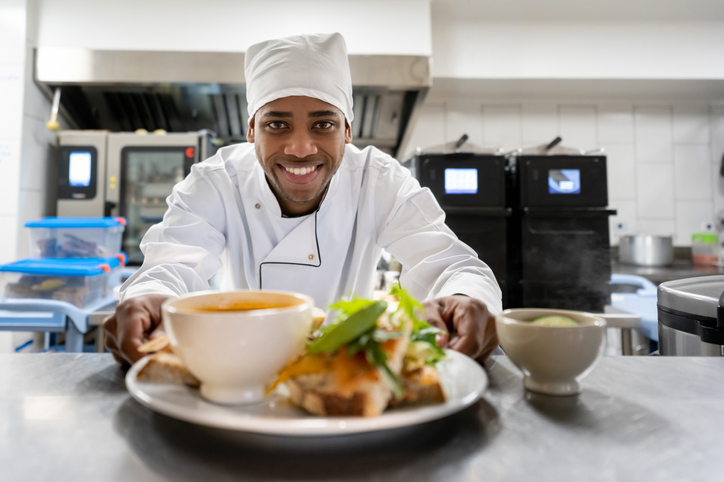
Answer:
104;33;502;366
251;96;350;216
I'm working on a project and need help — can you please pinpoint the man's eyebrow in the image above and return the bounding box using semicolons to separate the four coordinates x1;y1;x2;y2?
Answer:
309;110;339;118
263;111;292;118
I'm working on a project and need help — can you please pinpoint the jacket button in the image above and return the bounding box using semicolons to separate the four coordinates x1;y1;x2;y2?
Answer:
255;203;261;209
308;254;315;260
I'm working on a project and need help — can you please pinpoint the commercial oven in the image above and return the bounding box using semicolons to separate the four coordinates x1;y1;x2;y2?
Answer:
510;153;616;311
56;131;213;265
405;151;511;306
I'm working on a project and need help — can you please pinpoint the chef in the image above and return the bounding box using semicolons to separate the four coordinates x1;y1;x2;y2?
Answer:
104;32;502;366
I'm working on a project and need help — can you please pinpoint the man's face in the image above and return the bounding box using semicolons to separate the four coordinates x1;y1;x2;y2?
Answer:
247;96;352;216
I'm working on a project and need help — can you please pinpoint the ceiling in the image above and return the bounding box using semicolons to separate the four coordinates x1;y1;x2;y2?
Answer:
431;0;724;21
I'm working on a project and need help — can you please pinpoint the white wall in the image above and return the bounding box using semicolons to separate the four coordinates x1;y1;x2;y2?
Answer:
0;0;26;265
404;99;724;247
36;0;432;55
17;0;63;262
431;18;724;80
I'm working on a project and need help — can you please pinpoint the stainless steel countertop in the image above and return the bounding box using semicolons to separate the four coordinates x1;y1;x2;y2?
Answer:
1;354;722;482
612;258;724;285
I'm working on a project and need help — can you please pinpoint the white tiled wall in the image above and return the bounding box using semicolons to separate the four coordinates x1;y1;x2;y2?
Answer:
15;40;61;261
0;0;59;353
0;0;26;266
0;0;26;353
403;100;724;246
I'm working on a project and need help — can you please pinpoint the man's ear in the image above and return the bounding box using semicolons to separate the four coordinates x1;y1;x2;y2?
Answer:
247;115;256;143
345;119;352;144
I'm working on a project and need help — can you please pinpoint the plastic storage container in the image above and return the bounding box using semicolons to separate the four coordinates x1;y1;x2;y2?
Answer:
0;254;125;308
24;217;126;258
692;233;718;266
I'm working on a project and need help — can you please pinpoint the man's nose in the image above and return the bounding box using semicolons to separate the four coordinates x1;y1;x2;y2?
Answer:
284;130;318;158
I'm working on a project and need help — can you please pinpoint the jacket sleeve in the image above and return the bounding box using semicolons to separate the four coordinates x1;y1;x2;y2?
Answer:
120;164;227;301
374;158;502;314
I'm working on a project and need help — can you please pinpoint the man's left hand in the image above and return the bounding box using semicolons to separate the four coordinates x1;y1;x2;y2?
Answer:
422;295;498;362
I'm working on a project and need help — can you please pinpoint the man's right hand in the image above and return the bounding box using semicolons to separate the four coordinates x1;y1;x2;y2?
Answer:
103;294;172;366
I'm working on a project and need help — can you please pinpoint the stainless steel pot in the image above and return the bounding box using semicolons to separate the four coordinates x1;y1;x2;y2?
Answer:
619;234;673;266
658;275;724;356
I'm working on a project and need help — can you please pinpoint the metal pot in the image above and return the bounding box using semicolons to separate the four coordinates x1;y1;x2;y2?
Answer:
619;234;673;266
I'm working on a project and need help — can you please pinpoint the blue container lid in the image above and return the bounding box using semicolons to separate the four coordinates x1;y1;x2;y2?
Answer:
0;254;124;277
24;217;127;229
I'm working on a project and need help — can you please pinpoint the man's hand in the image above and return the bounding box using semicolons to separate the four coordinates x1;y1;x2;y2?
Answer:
103;294;172;366
422;295;498;362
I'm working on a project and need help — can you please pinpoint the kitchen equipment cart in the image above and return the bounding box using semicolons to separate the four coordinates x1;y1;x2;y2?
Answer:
0;295;116;352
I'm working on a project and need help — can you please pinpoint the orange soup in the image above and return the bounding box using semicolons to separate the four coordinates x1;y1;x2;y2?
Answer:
186;299;304;312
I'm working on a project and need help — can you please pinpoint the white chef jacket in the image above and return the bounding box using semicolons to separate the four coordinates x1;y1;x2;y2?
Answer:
121;143;502;314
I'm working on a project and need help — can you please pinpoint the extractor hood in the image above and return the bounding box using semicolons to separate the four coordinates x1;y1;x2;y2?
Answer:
34;48;431;157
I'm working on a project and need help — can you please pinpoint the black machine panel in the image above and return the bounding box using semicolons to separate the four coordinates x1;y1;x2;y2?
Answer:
519;208;614;283
445;211;508;282
409;149;615;311
57;146;98;200
518;155;608;208
409;152;510;305
519;281;611;313
416;154;506;208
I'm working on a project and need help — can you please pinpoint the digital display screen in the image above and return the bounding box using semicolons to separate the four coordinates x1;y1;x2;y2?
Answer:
548;169;580;194
68;151;92;187
444;168;478;194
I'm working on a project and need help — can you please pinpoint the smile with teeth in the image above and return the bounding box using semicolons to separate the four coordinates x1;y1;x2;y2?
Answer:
284;165;318;176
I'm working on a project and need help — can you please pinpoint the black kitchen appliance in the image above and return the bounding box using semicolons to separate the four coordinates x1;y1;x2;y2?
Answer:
658;275;724;356
509;152;616;311
407;138;615;311
405;147;510;305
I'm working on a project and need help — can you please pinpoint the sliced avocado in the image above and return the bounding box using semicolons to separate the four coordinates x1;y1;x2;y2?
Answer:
530;315;579;327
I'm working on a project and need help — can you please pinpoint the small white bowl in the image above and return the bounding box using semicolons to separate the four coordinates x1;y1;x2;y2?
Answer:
496;308;606;396
162;290;313;405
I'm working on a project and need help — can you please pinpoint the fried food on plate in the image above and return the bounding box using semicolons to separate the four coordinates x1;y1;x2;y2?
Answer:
311;306;327;329
137;352;200;387
273;285;447;417
138;335;173;353
136;334;198;386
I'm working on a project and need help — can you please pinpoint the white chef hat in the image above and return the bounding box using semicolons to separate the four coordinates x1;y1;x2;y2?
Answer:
244;32;354;123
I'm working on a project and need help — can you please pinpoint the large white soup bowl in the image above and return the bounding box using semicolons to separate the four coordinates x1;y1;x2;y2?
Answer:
162;290;313;405
496;308;606;396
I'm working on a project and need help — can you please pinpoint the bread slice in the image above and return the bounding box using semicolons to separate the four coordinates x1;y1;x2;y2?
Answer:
136;352;200;387
278;319;412;417
311;307;327;329
389;363;446;408
138;334;173;353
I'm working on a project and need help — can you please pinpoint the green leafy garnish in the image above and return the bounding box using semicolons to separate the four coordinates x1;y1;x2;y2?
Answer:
307;300;387;354
410;327;446;365
390;283;425;329
390;283;446;365
365;341;404;399
306;286;445;400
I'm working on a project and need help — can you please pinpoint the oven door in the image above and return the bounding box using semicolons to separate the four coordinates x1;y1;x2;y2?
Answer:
106;133;201;266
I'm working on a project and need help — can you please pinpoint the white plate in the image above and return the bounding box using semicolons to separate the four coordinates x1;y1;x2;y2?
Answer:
125;350;488;436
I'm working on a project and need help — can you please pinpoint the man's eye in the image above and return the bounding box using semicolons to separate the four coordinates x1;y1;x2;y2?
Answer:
314;121;334;129
267;121;287;129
